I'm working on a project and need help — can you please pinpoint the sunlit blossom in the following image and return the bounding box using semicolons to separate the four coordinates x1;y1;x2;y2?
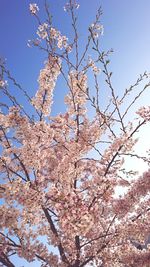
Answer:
64;1;80;12
0;79;7;87
37;23;48;39
0;1;150;267
29;3;39;15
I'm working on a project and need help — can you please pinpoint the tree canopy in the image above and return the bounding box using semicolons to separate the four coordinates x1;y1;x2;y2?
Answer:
0;1;150;266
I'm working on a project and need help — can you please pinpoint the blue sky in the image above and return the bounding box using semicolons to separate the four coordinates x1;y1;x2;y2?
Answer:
0;0;150;266
0;0;150;115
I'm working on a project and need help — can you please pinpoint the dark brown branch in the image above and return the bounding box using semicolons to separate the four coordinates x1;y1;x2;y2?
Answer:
80;232;116;248
74;235;80;267
0;253;15;267
104;119;146;176
132;207;150;222
80;244;106;267
42;207;70;266
13;153;30;182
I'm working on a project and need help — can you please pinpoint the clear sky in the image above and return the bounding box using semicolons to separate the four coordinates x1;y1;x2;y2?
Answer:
0;0;150;113
0;0;150;266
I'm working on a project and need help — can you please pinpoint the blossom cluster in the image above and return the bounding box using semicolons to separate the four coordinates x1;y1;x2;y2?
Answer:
0;1;150;266
90;23;104;38
58;191;94;236
114;169;150;217
0;79;7;87
29;3;39;15
136;106;150;121
32;56;61;116
65;71;88;115
36;23;71;52
64;1;80;12
88;57;101;74
50;27;70;51
37;23;49;39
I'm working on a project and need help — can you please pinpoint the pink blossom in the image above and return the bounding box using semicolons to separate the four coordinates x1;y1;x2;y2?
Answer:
29;3;39;15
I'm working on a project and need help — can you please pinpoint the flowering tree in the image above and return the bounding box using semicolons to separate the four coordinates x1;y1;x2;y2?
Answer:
0;1;150;267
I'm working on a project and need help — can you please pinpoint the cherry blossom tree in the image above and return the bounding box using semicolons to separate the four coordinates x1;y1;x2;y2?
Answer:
0;1;150;266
